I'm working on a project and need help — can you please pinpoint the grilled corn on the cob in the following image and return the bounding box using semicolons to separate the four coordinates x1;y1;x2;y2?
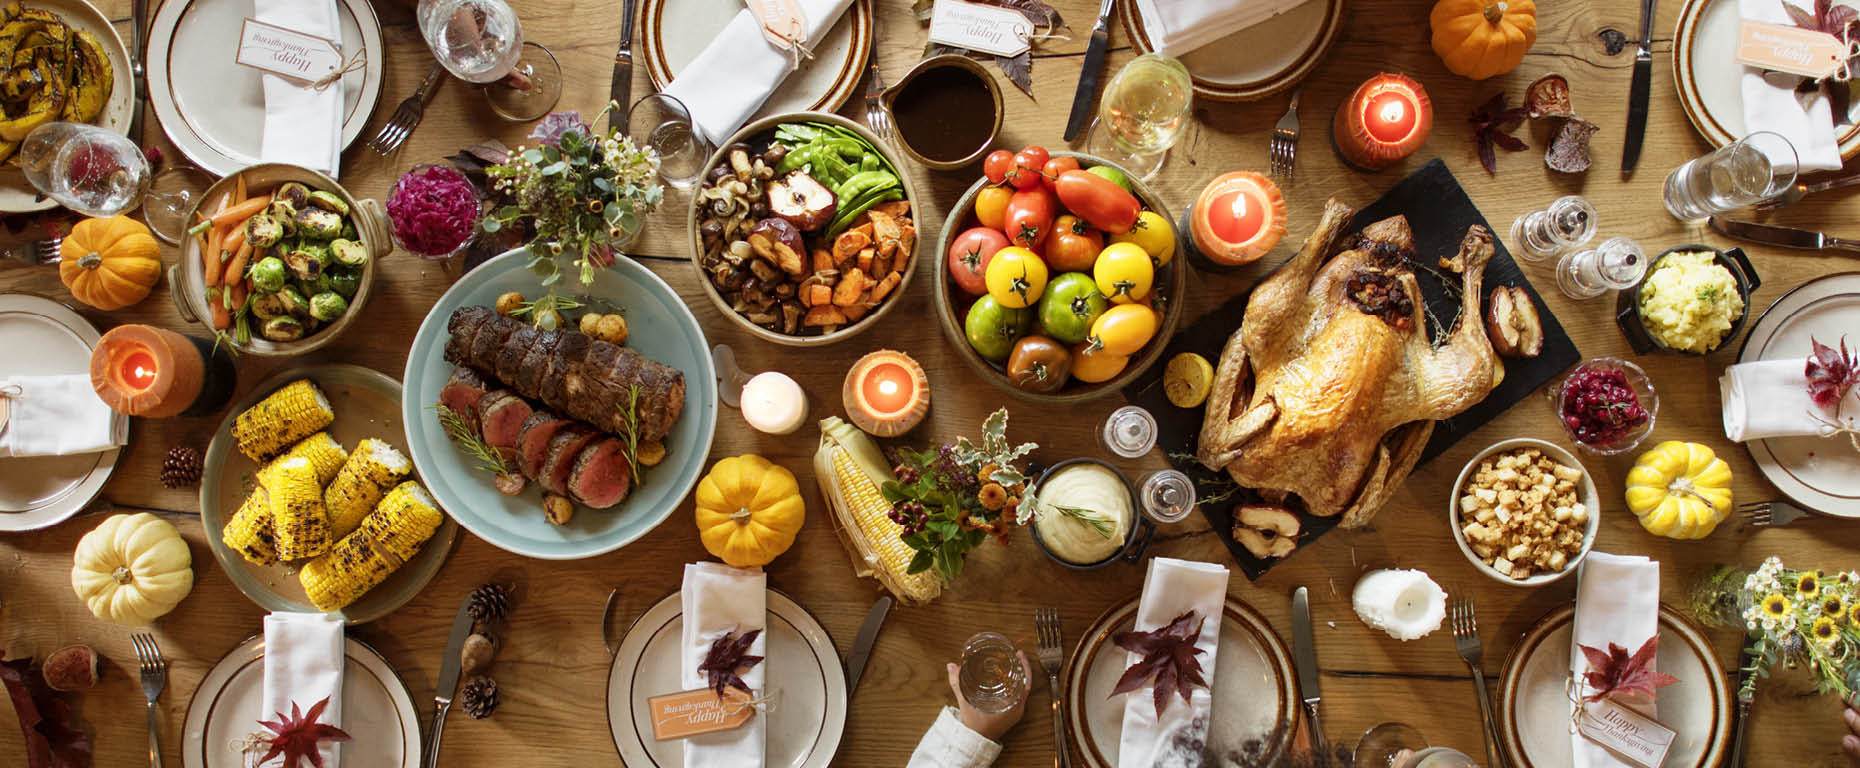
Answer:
299;481;443;611
816;417;942;604
221;487;276;565
324;438;412;539
267;456;332;561
233;380;335;461
255;431;349;489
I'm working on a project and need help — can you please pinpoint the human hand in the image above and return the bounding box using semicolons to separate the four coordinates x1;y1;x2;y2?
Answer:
1844;696;1860;765
944;651;1033;743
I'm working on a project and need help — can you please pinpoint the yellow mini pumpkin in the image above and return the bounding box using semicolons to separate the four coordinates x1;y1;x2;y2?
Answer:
695;454;805;567
1430;0;1537;80
58;215;161;310
1625;441;1733;540
71;512;194;626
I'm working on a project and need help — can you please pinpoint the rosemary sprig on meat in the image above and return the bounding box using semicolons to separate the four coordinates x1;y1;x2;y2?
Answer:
616;384;643;486
433;404;510;477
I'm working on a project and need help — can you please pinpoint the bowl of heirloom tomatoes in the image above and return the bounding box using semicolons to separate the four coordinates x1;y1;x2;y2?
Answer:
932;147;1188;403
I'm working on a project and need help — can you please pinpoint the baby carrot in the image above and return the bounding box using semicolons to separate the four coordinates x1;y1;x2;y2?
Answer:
210;296;231;330
223;241;253;285
205;197;269;228
222;226;247;257
234;173;246;203
203;225;224;286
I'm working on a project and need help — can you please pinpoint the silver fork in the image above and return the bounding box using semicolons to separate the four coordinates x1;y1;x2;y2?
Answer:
132;633;168;768
1269;88;1301;181
368;62;445;156
1754;170;1860;210
6;237;62;265
1448;600;1506;768
1740;499;1812;527
1034;607;1070;768
863;65;893;142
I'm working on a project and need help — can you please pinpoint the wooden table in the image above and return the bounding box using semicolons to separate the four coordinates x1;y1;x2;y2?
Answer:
5;0;1860;765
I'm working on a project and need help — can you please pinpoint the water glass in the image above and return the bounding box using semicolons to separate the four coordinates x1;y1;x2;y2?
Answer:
957;632;1027;714
1663;131;1797;220
18;122;150;218
627;94;710;189
1556;236;1646;300
1085;53;1192;180
1508;195;1596;261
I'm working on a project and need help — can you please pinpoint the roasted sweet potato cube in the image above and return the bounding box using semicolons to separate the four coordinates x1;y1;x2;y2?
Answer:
871;252;893;280
841;300;870;322
897;224;916;259
833;228;871;261
804;304;848;327
812;248;835;273
833;268;868;307
802;282;831;307
869;271;902;304
857;247;875;274
868;210;902;245
872;201;911;219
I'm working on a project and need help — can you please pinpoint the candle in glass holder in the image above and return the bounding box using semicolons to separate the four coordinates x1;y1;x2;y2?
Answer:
740;372;808;435
1186;171;1287;269
843;350;929;438
1333;73;1433;171
89;324;235;418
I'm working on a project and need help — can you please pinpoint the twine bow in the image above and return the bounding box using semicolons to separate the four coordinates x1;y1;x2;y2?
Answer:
309;48;366;90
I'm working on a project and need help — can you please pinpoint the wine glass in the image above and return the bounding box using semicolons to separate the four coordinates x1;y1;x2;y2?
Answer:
141;165;214;244
17;122;150;218
417;0;562;121
1085;53;1192;180
957;632;1028;714
626;94;710;189
1353;722;1429;768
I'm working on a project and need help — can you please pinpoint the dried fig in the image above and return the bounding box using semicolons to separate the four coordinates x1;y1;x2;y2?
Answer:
1546;117;1600;174
1525;74;1574;119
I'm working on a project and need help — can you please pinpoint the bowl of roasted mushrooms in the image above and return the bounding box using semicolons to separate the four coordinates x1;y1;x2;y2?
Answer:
688;112;922;346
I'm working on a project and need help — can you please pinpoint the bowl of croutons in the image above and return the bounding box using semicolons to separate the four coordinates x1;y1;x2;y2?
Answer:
1450;438;1600;587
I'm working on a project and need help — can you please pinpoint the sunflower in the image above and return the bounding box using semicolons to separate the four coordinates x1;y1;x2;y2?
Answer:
1795;572;1821;600
1848;602;1860;626
1824;596;1846;618
1811;616;1839;647
1763;593;1792;619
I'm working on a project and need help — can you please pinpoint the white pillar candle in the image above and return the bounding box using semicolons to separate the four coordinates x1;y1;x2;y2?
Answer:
1351;569;1447;641
740;372;807;435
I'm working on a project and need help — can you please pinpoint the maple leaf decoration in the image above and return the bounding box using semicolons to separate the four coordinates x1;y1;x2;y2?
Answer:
1;653;93;768
1780;0;1859;127
698;629;764;700
1578;637;1680;703
257;697;352;768
1109;611;1208;716
1805;335;1860;409
1468;93;1530;175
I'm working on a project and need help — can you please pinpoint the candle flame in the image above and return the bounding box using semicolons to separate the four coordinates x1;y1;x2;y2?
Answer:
878;379;899;397
1378;98;1406;125
1228;191;1249;220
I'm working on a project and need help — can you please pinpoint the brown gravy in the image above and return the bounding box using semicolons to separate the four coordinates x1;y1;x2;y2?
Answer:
893;65;995;163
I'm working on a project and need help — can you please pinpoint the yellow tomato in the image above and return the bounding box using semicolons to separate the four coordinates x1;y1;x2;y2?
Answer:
1110;210;1176;267
1071;342;1130;383
1093;242;1154;304
974;186;1013;232
985;247;1049;309
1087;303;1159;357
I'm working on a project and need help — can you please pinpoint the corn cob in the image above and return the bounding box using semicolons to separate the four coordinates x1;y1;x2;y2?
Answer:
255;431;349;489
324;439;412;539
815;417;942;604
267;456;332;561
233;380;335;461
221;487;276;565
299;481;444;611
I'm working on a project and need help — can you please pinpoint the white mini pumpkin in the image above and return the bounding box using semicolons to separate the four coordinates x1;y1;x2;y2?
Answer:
71;513;194;626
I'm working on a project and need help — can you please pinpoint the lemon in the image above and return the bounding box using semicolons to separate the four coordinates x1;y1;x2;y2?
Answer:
1163;352;1214;408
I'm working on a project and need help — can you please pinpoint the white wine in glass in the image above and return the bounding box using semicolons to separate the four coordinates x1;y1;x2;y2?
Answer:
1086;54;1192;179
417;0;561;121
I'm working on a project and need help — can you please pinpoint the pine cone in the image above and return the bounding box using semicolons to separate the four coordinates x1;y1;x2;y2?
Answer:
160;446;203;489
466;583;511;623
460;675;498;719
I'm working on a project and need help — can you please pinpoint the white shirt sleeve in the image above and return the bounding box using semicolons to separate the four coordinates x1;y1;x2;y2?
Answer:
906;707;1003;768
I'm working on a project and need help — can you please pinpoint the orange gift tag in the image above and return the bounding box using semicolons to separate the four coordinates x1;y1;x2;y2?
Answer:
646;687;756;741
1735;21;1851;79
744;0;809;53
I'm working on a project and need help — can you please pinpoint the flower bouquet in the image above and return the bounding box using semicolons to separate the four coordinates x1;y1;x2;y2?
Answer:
1692;558;1860;700
882;409;1038;581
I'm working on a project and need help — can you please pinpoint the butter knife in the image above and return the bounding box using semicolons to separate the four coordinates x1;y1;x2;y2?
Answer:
609;0;638;124
1062;0;1117;142
1709;217;1860;253
1292;587;1330;766
1727;632;1758;767
129;0;147;144
421;596;477;768
1621;0;1656;171
843;596;891;695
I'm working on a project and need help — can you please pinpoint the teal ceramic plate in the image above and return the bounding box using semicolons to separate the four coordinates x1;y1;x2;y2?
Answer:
200;364;458;624
401;249;718;560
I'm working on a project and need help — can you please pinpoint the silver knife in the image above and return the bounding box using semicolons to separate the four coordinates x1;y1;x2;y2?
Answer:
609;0;638;124
421;597;477;768
1621;0;1656;171
1292;587;1330;766
1710;217;1860;253
843;596;892;695
1062;0;1117;142
1727;632;1758;767
129;0;147;144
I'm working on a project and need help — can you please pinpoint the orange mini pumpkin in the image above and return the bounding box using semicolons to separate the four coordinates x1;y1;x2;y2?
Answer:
58;216;161;310
1429;0;1538;81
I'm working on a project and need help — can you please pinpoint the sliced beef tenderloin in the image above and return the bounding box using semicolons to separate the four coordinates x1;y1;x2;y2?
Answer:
474;391;532;463
539;424;601;496
438;368;490;424
568;437;632;509
443;307;493;366
468;315;523;373
495;325;540;385
513;408;573;480
514;333;562;399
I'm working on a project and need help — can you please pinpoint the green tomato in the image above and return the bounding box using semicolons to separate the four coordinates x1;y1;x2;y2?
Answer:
1086;165;1132;192
1037;272;1108;345
964;294;1031;363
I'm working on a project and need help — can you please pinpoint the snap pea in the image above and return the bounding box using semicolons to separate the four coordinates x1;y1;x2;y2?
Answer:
834;170;897;204
827;187;904;237
859;154;881;172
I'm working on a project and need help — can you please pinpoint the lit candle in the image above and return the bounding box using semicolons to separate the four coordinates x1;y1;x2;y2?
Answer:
739;372;808;435
843;350;930;438
89;325;233;418
1187;171;1287;269
1333;72;1433;171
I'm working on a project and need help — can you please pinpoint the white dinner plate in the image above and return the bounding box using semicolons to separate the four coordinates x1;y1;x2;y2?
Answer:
0;0;136;213
146;0;384;177
1498;604;1731;768
1117;0;1343;101
182;634;421;768
1673;0;1860;159
606;589;847;767
0;293;124;529
640;0;872;116
1064;595;1297;767
1738;272;1860;518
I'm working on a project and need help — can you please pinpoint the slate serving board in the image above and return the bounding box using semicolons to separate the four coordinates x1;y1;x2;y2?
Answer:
1123;159;1582;580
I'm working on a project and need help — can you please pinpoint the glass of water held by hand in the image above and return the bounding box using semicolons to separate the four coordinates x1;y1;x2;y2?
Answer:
1509;195;1596;262
418;0;562;121
1086;53;1193;180
627;94;709;189
19;122;150;218
958;632;1028;714
1557;236;1647;300
1664;131;1798;220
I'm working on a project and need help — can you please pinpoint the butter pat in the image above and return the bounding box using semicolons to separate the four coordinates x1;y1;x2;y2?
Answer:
1352;569;1446;641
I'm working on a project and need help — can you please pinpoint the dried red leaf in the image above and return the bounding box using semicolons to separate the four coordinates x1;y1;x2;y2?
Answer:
1806;335;1859;409
1109;611;1209;716
257;696;352;768
698;629;764;700
0;652;92;768
1468;93;1531;175
1578;636;1680;703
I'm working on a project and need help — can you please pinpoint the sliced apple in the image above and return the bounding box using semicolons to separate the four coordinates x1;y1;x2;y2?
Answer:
1484;285;1543;358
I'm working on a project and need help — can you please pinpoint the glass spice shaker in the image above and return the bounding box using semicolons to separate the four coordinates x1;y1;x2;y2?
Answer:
1140;469;1197;524
1555;236;1647;300
1100;405;1157;459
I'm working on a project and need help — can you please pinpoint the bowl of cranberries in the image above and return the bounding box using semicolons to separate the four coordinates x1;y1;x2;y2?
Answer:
1551;357;1658;455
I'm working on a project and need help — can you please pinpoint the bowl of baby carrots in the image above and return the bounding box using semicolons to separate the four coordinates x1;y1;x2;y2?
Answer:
171;163;391;356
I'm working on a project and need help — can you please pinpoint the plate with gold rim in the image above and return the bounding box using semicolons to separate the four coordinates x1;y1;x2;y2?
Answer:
1116;0;1343;102
639;0;872;117
0;293;125;530
1737;272;1860;518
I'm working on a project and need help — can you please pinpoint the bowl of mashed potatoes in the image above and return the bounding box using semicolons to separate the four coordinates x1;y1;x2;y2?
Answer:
1028;458;1152;569
1616;246;1759;355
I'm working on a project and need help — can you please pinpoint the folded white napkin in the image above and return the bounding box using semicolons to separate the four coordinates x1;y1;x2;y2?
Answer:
262;612;345;768
1739;0;1853;172
1721;359;1852;441
0;374;123;458
1117;557;1229;767
662;0;856;148
254;0;344;176
1570;552;1660;768
681;562;766;768
1133;0;1314;58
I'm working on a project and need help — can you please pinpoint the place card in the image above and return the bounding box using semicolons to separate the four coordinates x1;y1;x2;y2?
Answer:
1577;697;1676;768
744;0;810;55
1735;21;1850;80
646;687;755;741
929;0;1032;58
235;18;345;84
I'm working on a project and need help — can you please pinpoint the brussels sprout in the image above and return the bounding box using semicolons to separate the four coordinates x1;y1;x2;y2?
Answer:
307;190;350;216
309;291;349;322
276;285;309;318
267;199;299;232
326;270;361;299
283;246;324;281
244;214;286;248
250;291;288;319
274;182;311;210
339;220;358;240
329;238;367;267
260;315;306;342
294;207;343;239
250;256;289;292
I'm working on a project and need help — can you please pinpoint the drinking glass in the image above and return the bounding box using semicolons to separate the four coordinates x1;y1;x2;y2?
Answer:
1663;131;1797;220
957;632;1027;714
1508;195;1596;262
1353;722;1428;768
418;0;562;121
1407;747;1480;768
141;165;214;244
1100;405;1157;459
1139;470;1196;524
627;94;710;189
1556;236;1646;300
18;122;150;218
1085;53;1192;180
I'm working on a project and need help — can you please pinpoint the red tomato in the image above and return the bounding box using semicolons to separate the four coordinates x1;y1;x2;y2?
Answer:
982;150;1014;185
947;227;1010;296
1040;156;1081;193
1004;187;1057;251
1006;146;1050;190
1045;215;1103;272
1055;169;1141;234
